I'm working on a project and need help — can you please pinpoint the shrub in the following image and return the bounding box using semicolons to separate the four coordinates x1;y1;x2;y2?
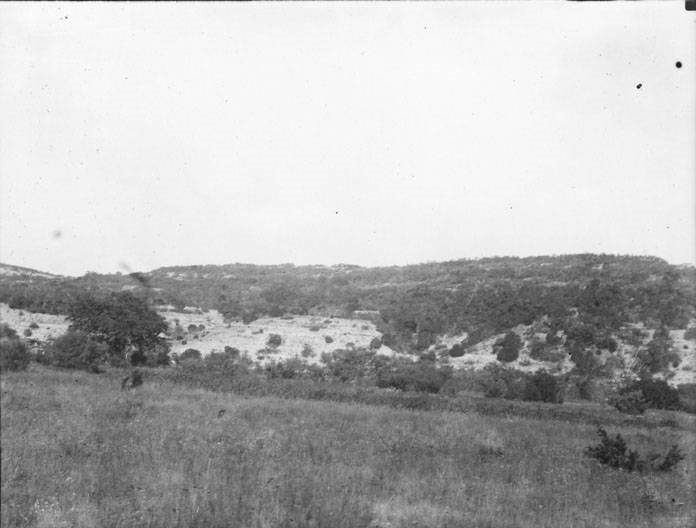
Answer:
264;358;324;380
376;362;452;393
480;364;564;404
465;327;487;347
324;335;334;344
204;350;242;373
266;333;282;348
197;324;205;331
179;348;202;362
684;326;696;341
609;390;648;415
224;346;240;358
0;324;18;340
23;328;32;337
187;324;198;333
448;344;466;358
28;322;39;329
369;337;382;350
534;347;566;363
545;331;562;346
495;332;522;363
585;427;684;472
322;348;377;382
301;343;315;358
585;427;642;471
140;342;171;367
621;379;681;410
44;330;109;372
528;339;546;359
309;325;322;332
523;370;564;403
635;334;680;375
0;325;30;372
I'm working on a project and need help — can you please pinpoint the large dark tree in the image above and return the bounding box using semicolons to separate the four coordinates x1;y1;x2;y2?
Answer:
67;291;168;364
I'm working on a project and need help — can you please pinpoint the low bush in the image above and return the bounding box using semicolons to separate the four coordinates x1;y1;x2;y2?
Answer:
322;348;378;382
677;383;696;414
495;332;522;363
619;379;681;411
43;330;109;372
0;324;30;372
609;390;648;415
324;335;334;344
684;326;696;341
224;346;240;358
481;364;564;404
369;337;382;350
266;334;282;348
523;370;564;403
178;348;202;362
528;339;546;359
448;343;466;358
376;362;452;393
28;322;39;329
301;343;315;358
263;358;325;380
23;328;32;337
635;336;680;375
585;427;684;473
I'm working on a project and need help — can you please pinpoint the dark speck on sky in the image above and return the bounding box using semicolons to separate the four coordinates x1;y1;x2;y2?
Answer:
675;61;682;68
636;83;642;89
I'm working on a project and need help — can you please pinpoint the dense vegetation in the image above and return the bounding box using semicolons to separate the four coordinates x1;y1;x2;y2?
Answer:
2;255;695;355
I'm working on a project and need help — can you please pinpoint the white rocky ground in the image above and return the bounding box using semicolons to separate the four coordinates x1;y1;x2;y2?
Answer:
1;302;694;386
0;304;70;342
158;309;405;365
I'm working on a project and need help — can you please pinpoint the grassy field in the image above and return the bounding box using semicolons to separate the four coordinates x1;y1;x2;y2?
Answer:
2;367;695;528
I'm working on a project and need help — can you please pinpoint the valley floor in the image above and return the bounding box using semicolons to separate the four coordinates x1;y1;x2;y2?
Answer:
1;366;695;528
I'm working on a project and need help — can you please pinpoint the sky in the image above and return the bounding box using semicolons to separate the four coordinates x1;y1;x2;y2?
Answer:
0;2;694;277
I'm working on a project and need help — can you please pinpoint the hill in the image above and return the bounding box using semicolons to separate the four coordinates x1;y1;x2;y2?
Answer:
2;254;695;342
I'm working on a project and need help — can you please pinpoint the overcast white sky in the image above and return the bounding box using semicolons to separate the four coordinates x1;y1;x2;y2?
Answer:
0;2;694;276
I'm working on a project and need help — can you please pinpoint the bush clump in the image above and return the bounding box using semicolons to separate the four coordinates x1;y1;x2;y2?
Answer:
0;324;30;372
178;348;202;363
28;322;39;329
585;427;684;472
376;362;452;394
609;390;648;415
619;379;681;411
448;343;466;358
266;334;282;348
523;370;564;403
324;335;334;344
43;330;109;372
369;337;382;350
495;332;522;363
480;364;564;403
301;343;315;358
684;326;696;341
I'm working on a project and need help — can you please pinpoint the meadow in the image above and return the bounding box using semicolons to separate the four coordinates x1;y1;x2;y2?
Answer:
2;366;695;528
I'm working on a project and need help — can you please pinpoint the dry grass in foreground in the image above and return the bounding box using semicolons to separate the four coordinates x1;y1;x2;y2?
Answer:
1;366;695;528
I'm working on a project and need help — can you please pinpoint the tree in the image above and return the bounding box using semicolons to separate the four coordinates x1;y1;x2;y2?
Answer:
67;292;168;365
